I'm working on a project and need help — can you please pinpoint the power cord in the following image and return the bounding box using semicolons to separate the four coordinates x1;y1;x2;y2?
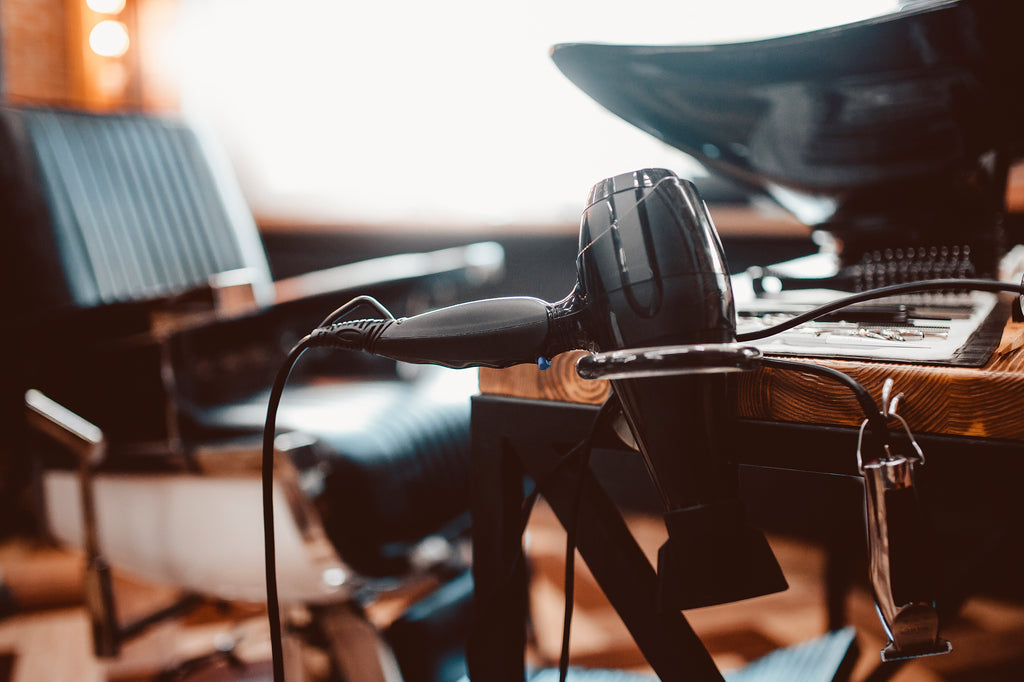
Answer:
558;431;594;682
736;278;1024;342
262;335;315;682
262;296;395;681
760;357;891;454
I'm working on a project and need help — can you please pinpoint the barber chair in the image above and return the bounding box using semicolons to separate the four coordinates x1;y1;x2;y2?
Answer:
1;105;503;680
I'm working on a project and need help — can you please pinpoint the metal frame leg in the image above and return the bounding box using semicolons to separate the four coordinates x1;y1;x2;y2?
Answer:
469;395;724;681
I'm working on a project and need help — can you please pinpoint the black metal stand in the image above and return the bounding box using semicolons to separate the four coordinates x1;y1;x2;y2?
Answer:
468;390;1024;681
468;395;724;681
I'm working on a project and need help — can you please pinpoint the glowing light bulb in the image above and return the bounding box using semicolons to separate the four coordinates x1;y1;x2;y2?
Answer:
89;20;130;57
86;0;126;14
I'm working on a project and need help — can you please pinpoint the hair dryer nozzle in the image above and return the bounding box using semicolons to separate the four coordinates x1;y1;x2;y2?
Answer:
658;500;788;610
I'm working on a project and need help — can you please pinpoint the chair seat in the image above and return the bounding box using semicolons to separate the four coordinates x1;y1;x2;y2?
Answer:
193;365;480;576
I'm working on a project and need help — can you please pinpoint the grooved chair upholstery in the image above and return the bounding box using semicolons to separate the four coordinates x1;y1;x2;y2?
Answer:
0;105;500;589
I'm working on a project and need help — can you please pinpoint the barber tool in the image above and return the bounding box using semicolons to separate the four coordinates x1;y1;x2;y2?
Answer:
857;379;951;661
311;168;788;609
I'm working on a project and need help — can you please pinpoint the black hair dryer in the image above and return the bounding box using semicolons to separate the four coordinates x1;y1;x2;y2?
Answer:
315;168;787;609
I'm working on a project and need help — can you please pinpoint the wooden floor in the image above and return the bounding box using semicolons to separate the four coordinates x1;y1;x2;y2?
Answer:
524;503;1024;682
1;503;1023;681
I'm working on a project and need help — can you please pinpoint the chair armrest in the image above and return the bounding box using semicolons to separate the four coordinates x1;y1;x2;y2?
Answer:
273;241;505;306
143;241;504;341
25;389;106;464
164;242;506;408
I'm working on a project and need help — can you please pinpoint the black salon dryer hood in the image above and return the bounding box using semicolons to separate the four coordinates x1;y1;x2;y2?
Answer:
550;0;1024;257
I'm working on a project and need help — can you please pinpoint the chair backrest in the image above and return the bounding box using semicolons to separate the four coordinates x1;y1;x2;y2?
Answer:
0;106;282;447
0;106;274;328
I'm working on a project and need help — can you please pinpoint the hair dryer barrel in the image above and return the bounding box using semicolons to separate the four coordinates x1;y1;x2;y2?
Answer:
575;169;739;506
577;169;786;609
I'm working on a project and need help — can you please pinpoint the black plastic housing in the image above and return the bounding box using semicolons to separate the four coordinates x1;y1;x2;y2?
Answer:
575;169;787;608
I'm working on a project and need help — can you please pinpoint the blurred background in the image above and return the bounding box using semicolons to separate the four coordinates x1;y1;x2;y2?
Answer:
2;2;1023;681
1;0;898;304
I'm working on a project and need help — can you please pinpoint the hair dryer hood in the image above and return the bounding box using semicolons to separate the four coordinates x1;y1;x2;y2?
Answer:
551;0;1024;234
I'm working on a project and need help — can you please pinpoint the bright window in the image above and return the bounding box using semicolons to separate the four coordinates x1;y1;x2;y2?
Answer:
172;0;899;227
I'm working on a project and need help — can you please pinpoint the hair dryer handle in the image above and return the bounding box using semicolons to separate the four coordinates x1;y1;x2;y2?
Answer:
315;297;555;369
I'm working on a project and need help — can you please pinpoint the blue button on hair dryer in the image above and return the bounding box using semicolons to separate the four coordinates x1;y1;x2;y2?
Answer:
315;168;786;609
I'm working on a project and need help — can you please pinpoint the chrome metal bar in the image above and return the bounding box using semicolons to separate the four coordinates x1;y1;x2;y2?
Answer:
24;390;119;657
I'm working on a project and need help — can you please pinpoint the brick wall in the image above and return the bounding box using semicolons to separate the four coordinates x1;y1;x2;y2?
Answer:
0;0;178;110
1;0;73;105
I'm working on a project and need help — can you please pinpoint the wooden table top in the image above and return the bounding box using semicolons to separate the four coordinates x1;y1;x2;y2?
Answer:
478;315;1024;442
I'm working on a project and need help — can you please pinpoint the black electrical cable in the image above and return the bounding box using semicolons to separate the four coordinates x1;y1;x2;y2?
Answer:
497;397;618;585
558;440;593;682
737;278;1024;453
759;357;890;450
262;328;616;681
469;395;619;678
317;294;395;328
262;298;396;682
486;416;593;592
552;397;620;681
547;359;886;681
737;278;1024;342
475;394;623;598
262;335;317;682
